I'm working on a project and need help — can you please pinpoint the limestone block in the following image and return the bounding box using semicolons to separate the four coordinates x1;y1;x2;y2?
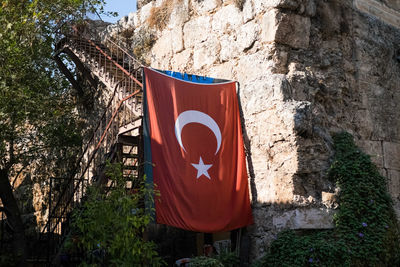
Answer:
191;0;221;15
171;27;184;53
261;9;310;49
183;16;211;48
358;140;383;167
167;0;190;29
241;74;289;115
292;208;335;229
388;169;400;199
243;0;255;23
236;52;272;82
383;142;400;170
255;169;295;203
273;208;335;229
209;61;236;80
151;30;172;57
139;1;154;25
193;36;220;70
220;34;239;62
237;21;260;51
212;5;243;35
150;29;175;68
171;49;192;71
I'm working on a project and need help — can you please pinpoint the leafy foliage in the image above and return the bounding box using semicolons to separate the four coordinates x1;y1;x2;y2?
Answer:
0;0;109;263
190;249;239;267
216;250;240;267
254;132;400;266
0;0;111;170
190;256;224;267
69;163;164;266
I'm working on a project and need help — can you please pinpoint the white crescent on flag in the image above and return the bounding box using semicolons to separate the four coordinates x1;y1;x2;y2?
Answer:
174;110;222;155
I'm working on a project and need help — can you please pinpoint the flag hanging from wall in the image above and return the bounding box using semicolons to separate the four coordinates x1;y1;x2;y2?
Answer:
143;67;253;233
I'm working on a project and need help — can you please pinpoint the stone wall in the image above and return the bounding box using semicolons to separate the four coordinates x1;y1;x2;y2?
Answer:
103;0;400;260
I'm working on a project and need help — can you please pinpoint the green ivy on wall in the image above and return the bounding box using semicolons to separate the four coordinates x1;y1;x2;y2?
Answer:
255;132;400;267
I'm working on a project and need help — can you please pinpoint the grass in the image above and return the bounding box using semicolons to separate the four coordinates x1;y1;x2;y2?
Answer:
147;0;177;31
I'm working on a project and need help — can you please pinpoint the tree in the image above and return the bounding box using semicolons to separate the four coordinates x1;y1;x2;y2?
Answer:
0;0;107;264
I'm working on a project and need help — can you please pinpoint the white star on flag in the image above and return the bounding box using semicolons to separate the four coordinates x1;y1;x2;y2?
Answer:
191;157;212;179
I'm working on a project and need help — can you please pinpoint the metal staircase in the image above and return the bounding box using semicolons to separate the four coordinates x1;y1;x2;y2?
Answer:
34;22;146;264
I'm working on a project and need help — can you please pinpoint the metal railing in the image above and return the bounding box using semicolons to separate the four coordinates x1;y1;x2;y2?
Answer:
40;21;144;262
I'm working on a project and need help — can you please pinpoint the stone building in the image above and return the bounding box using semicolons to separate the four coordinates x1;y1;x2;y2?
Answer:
101;0;400;260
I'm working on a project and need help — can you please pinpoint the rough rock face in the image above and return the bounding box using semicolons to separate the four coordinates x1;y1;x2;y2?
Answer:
103;0;400;260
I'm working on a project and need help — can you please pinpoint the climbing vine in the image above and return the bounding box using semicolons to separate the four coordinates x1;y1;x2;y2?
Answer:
255;132;400;266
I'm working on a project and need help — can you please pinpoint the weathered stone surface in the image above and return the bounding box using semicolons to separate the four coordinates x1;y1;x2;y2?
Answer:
236;51;273;82
183;16;211;48
150;29;173;60
262;9;310;49
171;27;184;53
388;169;400;199
220;34;238;62
355;0;400;28
139;1;154;25
167;0;190;29
358;140;384;168
383;142;400;170
193;36;220;70
273;208;335;229
388;169;400;220
241;74;290;115
150;29;180;69
383;0;400;12
171;49;192;71
251;0;269;14
191;0;221;15
243;0;255;23
209;61;236;80
237;21;260;52
212;4;243;34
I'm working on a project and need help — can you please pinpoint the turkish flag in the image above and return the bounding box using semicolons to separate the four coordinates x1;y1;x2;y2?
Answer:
143;67;253;232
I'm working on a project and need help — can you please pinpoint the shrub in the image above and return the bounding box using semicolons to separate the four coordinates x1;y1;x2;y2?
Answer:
190;250;239;267
147;0;180;31
68;163;164;266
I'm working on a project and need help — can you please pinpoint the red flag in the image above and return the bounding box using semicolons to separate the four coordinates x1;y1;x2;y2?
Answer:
144;67;253;232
